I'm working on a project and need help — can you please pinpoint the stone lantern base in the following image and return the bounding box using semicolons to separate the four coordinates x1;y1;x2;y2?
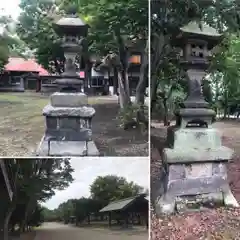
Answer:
36;92;99;156
155;126;239;215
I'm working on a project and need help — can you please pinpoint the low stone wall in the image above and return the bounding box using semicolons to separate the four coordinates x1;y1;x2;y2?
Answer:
40;84;58;94
0;85;24;92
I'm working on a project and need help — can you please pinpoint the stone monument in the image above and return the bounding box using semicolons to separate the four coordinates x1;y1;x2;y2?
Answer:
36;8;99;156
155;21;239;215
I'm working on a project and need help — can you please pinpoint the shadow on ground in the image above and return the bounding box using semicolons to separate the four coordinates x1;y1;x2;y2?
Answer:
92;103;148;156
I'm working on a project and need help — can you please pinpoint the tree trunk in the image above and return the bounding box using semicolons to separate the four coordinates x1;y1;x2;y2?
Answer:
123;69;130;98
150;75;159;110
118;70;131;108
136;40;148;105
20;199;34;233
163;98;168;126
3;202;16;240
113;67;118;94
84;61;91;94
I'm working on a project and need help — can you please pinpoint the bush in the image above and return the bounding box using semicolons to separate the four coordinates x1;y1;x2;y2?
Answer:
118;104;148;131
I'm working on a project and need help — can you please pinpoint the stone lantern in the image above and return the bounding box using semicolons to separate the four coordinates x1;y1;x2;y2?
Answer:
36;7;99;156
53;7;88;92
155;21;238;215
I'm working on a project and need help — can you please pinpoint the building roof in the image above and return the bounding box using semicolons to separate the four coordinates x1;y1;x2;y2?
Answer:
99;194;148;213
4;57;49;76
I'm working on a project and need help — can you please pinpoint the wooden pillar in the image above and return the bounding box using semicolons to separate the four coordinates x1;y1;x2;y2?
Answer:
125;212;129;228
113;67;118;95
137;214;140;225
108;212;111;227
36;78;41;92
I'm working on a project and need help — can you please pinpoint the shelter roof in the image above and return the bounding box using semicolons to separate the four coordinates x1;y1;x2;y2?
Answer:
99;194;148;213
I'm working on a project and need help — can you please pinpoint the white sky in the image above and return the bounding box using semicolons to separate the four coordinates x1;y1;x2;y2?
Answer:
0;0;21;20
43;157;149;210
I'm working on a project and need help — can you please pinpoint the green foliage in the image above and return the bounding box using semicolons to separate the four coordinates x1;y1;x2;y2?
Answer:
42;174;145;225
118;104;142;128
17;0;65;72
90;175;144;204
1;158;74;233
151;0;240;120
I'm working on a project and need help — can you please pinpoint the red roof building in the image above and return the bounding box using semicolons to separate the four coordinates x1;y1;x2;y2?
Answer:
4;57;49;76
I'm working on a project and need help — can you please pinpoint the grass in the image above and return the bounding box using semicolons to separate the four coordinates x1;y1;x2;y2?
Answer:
0;92;47;156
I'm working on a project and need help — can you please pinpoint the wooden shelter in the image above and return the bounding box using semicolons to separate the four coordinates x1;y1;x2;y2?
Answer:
99;194;148;228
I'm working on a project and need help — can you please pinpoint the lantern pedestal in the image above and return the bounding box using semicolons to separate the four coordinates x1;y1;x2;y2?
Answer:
36;92;99;156
155;126;238;215
176;108;215;127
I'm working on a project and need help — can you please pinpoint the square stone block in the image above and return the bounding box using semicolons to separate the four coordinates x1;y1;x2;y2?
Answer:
168;176;228;196
43;104;95;118
163;146;233;163
50;92;87;107
49;141;87;156
174;128;222;149
36;137;100;156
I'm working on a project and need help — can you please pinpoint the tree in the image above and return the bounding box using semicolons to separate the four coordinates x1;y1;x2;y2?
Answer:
17;0;148;129
83;0;148;108
17;0;65;73
0;16;17;70
90;175;143;204
2;158;74;240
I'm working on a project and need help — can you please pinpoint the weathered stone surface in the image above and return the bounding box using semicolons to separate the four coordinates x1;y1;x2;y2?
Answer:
167;127;222;149
49;141;87;156
36;137;99;156
177;108;215;128
45;128;92;141
168;164;185;181
50;92;87;107
59;117;79;130
46;116;58;129
43;104;95;117
176;192;224;212
185;163;212;178
163;146;233;163
223;188;240;207
155;195;176;215
168;176;228;196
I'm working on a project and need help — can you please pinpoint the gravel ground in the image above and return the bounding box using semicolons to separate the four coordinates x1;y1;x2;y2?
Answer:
150;120;240;240
34;222;148;240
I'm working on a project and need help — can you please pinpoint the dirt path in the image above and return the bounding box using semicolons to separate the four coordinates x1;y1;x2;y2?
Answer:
34;222;147;240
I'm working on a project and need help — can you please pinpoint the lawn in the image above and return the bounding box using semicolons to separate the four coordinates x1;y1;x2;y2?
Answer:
0;92;148;156
151;120;240;239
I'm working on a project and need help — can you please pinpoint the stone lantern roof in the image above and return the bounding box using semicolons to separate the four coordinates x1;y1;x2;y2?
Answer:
54;8;88;36
174;21;222;49
180;21;221;37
